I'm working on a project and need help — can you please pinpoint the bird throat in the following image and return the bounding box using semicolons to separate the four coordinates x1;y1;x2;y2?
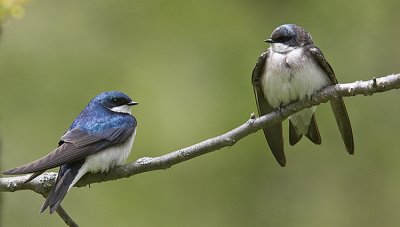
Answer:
271;43;295;53
109;105;132;114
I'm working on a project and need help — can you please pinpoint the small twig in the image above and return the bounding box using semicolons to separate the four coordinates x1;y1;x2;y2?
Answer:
55;205;79;227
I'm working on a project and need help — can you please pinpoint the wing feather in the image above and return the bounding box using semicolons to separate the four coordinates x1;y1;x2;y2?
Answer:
3;126;135;175
308;46;354;154
252;51;286;166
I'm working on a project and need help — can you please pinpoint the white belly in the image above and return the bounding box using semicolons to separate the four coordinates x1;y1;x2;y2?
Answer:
261;47;330;134
68;129;136;189
84;130;135;173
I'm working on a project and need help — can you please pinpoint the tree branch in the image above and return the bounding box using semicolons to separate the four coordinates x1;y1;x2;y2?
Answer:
1;74;399;192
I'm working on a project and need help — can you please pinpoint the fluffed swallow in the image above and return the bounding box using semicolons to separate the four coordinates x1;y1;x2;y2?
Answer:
251;24;354;166
3;91;138;213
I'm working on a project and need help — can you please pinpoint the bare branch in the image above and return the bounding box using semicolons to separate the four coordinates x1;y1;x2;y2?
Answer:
1;74;399;193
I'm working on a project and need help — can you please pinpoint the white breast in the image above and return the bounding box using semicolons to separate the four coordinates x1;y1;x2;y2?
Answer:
68;129;136;190
84;129;136;173
262;47;329;107
261;47;330;134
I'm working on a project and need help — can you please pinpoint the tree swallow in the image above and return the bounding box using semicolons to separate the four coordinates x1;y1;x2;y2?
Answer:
251;24;354;166
3;91;138;213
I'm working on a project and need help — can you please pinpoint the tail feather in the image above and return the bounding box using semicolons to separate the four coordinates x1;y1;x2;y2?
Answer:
41;169;73;213
289;120;302;146
40;160;84;214
289;114;321;146
305;114;322;145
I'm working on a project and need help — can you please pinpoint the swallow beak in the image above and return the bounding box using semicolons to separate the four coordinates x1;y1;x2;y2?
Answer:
264;38;274;43
127;101;139;106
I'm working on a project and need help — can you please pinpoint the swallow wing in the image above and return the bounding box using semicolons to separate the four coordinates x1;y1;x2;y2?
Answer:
252;50;286;166
308;46;354;154
3;125;136;175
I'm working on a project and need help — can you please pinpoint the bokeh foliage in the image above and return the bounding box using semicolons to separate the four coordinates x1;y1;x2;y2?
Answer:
1;0;400;226
0;0;30;22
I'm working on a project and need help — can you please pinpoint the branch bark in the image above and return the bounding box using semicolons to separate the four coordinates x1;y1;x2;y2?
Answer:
1;74;399;194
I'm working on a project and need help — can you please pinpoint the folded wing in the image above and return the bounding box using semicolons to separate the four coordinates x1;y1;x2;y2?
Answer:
252;51;286;166
3;126;135;175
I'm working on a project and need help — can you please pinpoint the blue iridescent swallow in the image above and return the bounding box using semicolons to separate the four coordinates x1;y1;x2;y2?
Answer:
3;91;138;213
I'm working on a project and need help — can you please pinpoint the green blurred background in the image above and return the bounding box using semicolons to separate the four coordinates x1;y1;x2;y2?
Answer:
1;0;400;226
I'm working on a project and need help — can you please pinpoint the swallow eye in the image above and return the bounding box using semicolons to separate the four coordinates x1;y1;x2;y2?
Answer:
111;97;124;105
275;35;291;43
